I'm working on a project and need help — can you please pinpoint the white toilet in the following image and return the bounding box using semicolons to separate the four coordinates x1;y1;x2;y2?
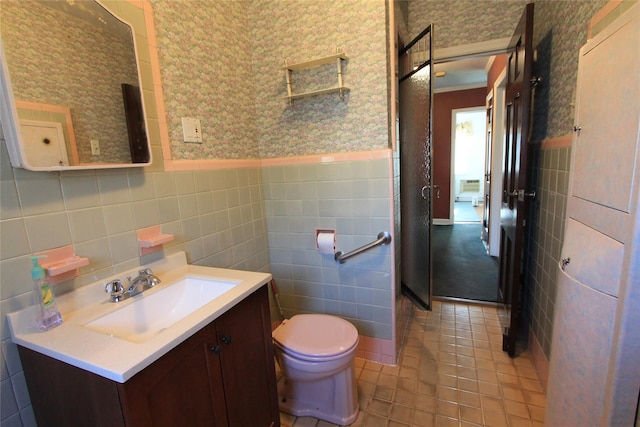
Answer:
272;314;359;425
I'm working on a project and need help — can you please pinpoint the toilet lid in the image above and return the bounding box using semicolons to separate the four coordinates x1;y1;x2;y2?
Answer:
273;314;358;358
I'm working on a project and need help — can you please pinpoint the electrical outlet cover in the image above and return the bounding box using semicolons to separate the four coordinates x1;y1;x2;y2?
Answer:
181;117;203;143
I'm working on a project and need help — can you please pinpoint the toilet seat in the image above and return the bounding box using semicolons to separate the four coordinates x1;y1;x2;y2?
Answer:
273;314;359;362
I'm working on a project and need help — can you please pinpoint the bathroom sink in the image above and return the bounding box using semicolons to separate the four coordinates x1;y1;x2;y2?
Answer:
84;276;239;343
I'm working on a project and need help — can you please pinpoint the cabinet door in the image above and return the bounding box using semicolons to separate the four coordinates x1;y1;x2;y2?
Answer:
214;286;280;427
571;10;639;212
119;324;227;427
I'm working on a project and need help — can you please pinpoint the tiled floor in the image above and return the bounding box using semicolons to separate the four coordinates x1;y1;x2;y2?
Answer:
279;300;546;427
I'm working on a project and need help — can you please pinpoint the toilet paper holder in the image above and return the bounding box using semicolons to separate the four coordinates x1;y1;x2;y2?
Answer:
334;231;392;264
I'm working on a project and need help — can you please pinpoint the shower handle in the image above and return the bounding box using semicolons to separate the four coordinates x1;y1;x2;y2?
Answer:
421;185;441;199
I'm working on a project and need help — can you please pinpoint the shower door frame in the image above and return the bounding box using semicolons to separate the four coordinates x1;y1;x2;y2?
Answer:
398;25;434;310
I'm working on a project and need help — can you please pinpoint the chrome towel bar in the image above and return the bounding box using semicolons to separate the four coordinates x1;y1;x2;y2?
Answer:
334;231;392;264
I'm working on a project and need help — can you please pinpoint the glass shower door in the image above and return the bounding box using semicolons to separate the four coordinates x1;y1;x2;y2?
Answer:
399;25;433;309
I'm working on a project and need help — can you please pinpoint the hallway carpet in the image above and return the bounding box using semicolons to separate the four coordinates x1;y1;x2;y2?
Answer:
433;224;500;302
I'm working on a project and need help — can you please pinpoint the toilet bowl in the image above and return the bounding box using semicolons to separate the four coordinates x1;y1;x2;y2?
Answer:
272;314;359;425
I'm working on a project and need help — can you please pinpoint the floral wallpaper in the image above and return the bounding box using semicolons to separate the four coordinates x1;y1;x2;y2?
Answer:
151;0;260;160
151;0;390;160
1;0;139;164
531;0;608;142
249;0;390;158
407;0;527;49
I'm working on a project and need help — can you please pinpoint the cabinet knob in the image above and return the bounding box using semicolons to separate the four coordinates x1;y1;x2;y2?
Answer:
210;345;222;354
221;336;232;344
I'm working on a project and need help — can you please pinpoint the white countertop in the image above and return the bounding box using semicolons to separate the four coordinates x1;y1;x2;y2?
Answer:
7;252;271;383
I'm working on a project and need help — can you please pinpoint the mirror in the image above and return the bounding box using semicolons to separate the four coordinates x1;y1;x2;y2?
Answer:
0;0;153;170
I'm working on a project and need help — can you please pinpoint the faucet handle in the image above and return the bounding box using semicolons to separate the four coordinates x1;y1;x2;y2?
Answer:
141;268;161;286
105;279;125;302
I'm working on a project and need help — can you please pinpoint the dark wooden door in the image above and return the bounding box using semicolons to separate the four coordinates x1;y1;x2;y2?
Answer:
119;323;227;427
121;83;150;163
214;286;280;427
498;3;535;357
398;25;434;309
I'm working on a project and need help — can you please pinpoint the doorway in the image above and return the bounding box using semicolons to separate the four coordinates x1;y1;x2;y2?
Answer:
431;54;504;303
452;107;486;224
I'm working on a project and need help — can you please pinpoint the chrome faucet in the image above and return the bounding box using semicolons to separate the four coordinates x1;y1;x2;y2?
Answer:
126;268;161;296
105;279;125;303
104;268;161;302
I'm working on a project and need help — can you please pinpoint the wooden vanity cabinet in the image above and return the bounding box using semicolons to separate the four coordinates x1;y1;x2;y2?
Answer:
18;285;280;427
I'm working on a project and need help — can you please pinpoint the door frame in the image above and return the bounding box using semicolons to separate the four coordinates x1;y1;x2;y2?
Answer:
487;67;507;256
431;38;511;226
449;106;487;224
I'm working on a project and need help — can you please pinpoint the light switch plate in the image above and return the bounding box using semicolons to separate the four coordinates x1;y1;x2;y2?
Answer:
181;117;203;143
90;139;100;155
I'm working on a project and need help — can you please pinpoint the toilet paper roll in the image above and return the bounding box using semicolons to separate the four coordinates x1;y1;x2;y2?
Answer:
317;232;335;255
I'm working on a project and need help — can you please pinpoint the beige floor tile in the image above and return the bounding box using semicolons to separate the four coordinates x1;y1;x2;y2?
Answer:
378;372;399;389
456;345;475;357
382;363;401;376
413;410;436;427
475;358;495;371
438;373;458;388
504;399;530;418
497;372;521;386
373;385;395;401
508;414;535;427
348;411;367;427
458;377;479;393
476;368;498;384
516;365;541;380
394;388;416;407
483;410;509;427
437;385;459;402
501;385;526;403
399;368;418;382
457;366;478;380
473;343;492;355
459;404;483;424
440;342;457;355
359;368;381;384
520;377;545;393
480;395;505;413
458;390;481;408
357;380;375;397
495;362;518;376
361;412;388;427
417;380;437;397
397;376;417;392
388;420;410;427
358;396;372;412
389;403;414;424
414;394;437;413
456;354;476;368
402;355;420;369
438;352;457;365
437;400;459;419
478;381;502;397
292;416;318;426
280;412;296;427
434;414;459;427
528;404;546;422
523;390;546;408
368;398;392;417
